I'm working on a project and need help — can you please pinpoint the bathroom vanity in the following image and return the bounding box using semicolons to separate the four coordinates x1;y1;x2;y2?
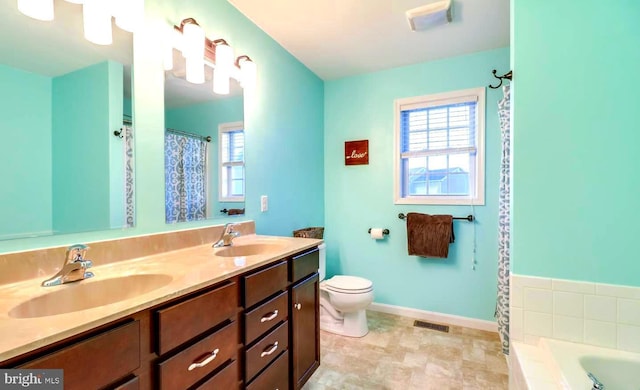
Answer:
0;230;320;390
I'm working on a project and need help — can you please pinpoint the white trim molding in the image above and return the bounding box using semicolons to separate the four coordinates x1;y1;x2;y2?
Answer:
369;302;498;333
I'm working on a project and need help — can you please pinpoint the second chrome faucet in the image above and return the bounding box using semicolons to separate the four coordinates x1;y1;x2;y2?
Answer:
41;244;94;287
213;223;240;248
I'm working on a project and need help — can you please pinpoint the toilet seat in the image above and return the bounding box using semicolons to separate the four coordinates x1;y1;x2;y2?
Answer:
323;275;373;294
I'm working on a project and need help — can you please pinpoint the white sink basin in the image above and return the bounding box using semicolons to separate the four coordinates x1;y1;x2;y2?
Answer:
214;242;288;258
9;274;173;318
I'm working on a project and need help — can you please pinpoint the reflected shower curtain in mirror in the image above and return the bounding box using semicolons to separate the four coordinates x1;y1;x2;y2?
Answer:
496;85;511;355
165;131;208;223
123;126;135;228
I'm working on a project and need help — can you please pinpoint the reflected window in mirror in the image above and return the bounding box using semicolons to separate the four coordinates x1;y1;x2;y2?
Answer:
219;122;245;204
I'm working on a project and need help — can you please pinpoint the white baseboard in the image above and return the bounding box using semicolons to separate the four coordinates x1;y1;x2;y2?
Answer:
368;302;498;333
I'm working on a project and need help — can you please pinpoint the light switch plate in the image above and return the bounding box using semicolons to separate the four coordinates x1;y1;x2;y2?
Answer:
260;195;268;212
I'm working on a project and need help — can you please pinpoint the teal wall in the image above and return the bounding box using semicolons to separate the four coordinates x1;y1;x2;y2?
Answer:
51;62;120;234
0;0;324;253
512;1;640;286
165;95;244;218
0;64;52;239
324;48;509;321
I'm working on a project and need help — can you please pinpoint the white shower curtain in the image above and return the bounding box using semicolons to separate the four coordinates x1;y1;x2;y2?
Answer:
496;85;511;355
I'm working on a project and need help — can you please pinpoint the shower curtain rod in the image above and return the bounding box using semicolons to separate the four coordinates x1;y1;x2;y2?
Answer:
166;128;212;142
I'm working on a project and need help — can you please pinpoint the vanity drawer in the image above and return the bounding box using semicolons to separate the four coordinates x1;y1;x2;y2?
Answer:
195;360;239;390
244;291;288;344
290;247;319;283
111;375;139;390
245;321;289;381
246;350;289;390
156;280;238;355
244;261;287;308
157;321;238;390
20;321;140;390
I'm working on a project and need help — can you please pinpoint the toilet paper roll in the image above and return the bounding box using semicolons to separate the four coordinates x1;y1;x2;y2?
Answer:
370;228;384;240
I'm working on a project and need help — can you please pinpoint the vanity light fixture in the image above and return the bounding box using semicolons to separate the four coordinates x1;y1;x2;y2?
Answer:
169;18;257;93
237;55;257;90
17;0;54;21
211;39;233;95
83;0;112;45
17;0;144;45
186;56;205;84
176;18;206;84
112;0;144;33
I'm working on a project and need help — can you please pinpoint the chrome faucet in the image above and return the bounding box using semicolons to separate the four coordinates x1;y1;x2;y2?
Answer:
41;244;94;287
213;223;240;248
587;373;605;390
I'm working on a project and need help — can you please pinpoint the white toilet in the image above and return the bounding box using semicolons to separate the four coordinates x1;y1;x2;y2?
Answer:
318;244;374;337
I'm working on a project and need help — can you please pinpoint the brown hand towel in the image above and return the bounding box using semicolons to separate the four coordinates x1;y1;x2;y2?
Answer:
227;208;245;215
406;213;454;258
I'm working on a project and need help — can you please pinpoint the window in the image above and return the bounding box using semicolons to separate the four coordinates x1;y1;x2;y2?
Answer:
219;122;245;202
394;87;485;205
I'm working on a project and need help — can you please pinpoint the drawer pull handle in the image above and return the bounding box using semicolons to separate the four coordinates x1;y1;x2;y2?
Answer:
188;348;219;371
294;303;302;310
260;310;279;322
260;341;279;358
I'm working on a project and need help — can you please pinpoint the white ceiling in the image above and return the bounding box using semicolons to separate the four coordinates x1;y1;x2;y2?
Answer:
228;0;510;80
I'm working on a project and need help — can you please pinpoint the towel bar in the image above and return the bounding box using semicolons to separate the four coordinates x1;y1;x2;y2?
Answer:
398;213;474;222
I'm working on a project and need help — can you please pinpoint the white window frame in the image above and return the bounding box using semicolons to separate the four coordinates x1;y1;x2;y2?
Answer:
218;121;245;202
394;87;485;205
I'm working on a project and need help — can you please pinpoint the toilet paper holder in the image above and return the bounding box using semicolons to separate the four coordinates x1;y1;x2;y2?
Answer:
367;228;389;235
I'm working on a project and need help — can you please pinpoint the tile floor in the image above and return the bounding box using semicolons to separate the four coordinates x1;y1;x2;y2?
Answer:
303;311;509;390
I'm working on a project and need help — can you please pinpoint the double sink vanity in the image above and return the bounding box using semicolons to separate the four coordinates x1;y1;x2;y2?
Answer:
0;222;321;389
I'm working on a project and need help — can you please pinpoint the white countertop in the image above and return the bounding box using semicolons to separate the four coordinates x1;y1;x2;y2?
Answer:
0;234;322;362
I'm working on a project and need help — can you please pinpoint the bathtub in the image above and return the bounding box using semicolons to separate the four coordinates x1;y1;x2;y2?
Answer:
539;338;640;389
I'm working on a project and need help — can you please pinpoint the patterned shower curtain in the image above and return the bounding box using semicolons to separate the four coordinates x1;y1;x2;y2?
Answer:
496;85;511;355
165;131;208;223
123;126;135;228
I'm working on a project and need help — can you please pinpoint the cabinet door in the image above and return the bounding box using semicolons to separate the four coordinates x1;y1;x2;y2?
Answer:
290;273;320;390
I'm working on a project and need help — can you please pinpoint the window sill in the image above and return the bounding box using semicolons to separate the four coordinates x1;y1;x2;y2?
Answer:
394;196;484;206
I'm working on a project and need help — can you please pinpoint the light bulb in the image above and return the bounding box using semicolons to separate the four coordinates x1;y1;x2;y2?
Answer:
182;21;204;59
185;57;204;84
215;43;234;73
114;0;144;33
213;68;229;95
17;0;54;21
239;58;257;89
83;0;113;45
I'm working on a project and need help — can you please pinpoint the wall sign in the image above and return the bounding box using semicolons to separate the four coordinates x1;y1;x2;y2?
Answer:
345;140;369;165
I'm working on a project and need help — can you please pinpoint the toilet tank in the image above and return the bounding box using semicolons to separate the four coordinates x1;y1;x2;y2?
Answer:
318;243;326;281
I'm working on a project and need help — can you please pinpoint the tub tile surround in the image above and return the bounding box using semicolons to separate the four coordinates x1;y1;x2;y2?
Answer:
0;221;324;361
511;274;640;353
0;222;256;285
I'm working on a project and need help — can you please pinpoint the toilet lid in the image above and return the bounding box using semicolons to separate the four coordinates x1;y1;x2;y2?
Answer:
324;275;373;293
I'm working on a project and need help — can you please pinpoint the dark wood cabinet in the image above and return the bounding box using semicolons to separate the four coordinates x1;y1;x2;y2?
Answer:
18;321;140;390
1;245;321;390
288;247;320;390
291;274;320;389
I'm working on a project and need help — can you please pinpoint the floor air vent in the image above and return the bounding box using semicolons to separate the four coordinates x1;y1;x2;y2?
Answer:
413;320;449;333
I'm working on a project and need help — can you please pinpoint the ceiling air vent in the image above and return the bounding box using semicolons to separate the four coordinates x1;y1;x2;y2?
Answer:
406;0;452;31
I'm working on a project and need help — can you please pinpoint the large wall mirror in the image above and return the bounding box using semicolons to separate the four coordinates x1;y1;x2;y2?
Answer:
0;2;134;240
164;49;245;224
